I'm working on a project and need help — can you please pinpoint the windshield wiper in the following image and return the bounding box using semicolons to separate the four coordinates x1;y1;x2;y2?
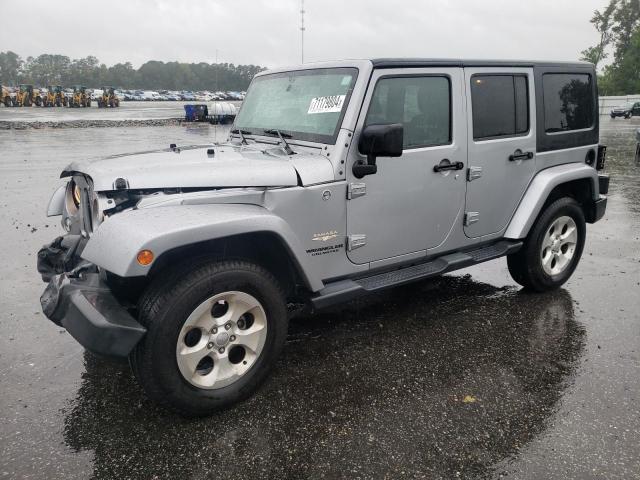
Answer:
231;128;251;145
264;129;294;155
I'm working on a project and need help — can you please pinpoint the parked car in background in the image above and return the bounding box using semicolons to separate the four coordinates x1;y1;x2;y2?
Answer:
139;91;158;101
610;102;640;118
226;91;245;100
180;91;196;101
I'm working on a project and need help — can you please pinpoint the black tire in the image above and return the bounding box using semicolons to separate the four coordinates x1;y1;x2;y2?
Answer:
4;96;11;107
131;259;288;416
507;197;586;292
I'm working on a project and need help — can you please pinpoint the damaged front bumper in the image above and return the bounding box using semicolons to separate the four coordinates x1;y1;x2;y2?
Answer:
37;235;87;282
38;236;146;358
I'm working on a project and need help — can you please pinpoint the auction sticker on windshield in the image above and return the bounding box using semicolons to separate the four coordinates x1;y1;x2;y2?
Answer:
308;95;346;114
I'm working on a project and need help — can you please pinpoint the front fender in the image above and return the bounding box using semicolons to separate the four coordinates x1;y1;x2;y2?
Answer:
81;203;324;291
505;163;599;239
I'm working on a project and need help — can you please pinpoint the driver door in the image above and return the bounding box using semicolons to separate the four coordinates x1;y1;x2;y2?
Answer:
346;68;467;265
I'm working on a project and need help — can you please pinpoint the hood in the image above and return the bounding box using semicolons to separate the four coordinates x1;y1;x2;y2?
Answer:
62;144;335;191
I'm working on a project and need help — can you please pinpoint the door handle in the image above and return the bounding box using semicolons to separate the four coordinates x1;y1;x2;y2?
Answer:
433;160;464;172
509;149;534;162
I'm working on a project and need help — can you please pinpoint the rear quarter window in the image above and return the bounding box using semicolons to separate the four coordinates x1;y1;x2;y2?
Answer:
543;73;594;133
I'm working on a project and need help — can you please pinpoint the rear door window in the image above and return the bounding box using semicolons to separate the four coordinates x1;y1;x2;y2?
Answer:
471;74;529;140
542;73;594;132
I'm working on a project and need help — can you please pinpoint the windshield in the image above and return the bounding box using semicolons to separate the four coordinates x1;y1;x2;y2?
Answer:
234;67;358;144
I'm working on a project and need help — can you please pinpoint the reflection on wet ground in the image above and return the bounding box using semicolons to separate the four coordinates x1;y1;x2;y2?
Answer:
63;278;583;479
0;116;639;479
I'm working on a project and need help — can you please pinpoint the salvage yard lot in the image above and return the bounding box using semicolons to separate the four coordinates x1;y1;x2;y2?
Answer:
0;117;639;479
0;101;242;124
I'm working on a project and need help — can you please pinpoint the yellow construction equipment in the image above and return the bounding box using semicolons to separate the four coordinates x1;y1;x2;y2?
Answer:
44;85;67;107
69;85;91;108
14;84;43;107
1;85;12;107
97;86;120;108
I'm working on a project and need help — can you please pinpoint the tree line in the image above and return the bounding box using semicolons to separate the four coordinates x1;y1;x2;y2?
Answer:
581;0;640;95
0;51;265;90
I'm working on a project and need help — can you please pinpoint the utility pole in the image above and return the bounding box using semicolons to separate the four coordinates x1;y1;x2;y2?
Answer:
215;49;219;92
300;0;305;63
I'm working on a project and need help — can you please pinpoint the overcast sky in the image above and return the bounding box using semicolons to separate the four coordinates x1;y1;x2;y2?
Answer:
1;0;609;69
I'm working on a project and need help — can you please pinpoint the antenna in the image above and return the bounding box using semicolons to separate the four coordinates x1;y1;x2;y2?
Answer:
300;0;305;63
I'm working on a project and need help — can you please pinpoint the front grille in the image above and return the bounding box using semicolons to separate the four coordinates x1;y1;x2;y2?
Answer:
80;186;93;235
74;178;96;236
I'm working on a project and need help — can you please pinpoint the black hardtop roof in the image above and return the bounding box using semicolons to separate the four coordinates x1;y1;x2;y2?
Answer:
371;58;594;69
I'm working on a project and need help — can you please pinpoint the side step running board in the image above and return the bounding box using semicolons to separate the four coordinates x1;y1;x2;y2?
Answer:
311;240;522;310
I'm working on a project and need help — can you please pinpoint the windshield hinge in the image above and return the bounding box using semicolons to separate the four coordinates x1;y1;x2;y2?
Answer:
347;182;366;200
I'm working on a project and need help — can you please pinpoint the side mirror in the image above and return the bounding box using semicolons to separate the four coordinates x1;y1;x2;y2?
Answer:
354;123;404;178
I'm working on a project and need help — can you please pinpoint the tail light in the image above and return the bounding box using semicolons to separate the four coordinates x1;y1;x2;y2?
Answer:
596;145;607;170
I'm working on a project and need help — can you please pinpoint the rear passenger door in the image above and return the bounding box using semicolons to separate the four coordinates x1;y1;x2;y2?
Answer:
463;68;536;238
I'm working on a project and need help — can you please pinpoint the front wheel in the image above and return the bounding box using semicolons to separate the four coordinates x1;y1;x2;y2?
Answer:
131;259;288;416
507;197;586;292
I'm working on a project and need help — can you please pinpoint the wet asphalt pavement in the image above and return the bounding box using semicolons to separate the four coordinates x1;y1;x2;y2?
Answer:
0;117;639;479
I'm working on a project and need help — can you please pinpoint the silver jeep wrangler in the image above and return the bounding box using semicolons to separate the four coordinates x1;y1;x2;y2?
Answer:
38;59;609;416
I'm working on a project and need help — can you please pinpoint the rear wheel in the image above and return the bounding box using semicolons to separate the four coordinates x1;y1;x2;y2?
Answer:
131;259;288;416
507;197;586;292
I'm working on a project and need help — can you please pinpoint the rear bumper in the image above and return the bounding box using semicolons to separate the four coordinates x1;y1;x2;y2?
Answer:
584;174;609;224
41;272;146;358
598;174;610;195
586;196;607;223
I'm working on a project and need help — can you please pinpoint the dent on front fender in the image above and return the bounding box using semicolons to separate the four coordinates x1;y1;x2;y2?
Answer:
504;163;599;239
80;203;324;291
